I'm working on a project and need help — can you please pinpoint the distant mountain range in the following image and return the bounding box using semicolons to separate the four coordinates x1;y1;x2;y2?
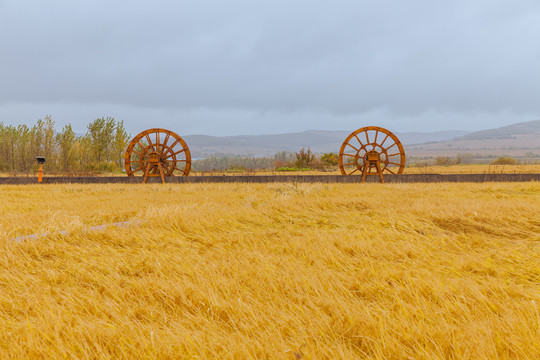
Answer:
455;119;540;140
184;130;471;157
406;119;540;158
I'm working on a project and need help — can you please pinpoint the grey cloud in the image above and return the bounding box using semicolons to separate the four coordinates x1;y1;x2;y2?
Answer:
0;0;539;133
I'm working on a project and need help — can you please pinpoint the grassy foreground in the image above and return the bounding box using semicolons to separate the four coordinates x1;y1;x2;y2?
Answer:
1;182;539;359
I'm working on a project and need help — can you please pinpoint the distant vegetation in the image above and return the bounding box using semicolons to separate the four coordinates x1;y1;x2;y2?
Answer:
193;148;340;172
0;116;130;174
2;117;537;175
409;153;539;167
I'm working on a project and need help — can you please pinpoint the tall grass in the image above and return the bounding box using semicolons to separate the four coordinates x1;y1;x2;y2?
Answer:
1;182;539;359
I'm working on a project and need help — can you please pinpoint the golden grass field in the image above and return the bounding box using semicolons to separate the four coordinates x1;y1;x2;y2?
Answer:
1;182;539;359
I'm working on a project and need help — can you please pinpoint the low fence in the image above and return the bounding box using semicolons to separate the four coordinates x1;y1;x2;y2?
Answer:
1;173;539;184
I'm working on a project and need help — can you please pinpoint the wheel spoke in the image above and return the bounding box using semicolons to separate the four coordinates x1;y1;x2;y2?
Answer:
168;139;180;150
174;165;187;173
162;133;171;153
388;161;401;166
365;131;369;144
342;153;357;157
136;141;148;151
379;134;389;147
145;135;155;152
385;167;396;175
346;143;359;152
161;148;171;158
164;165;175;176
373;130;379;145
348;168;359;175
387;152;401;157
353;134;364;146
161;162;172;172
164;149;185;159
341;162;355;167
385;143;396;151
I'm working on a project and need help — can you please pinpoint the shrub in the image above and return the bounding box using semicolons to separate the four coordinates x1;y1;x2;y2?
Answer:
226;165;246;173
491;156;518;165
295;147;315;169
321;152;339;167
276;167;312;172
435;156;461;166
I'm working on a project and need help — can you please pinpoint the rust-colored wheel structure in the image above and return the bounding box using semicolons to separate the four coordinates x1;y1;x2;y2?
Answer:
125;128;191;183
339;126;405;182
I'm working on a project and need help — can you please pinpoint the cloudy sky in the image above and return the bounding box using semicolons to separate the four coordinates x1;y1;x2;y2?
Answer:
1;0;539;136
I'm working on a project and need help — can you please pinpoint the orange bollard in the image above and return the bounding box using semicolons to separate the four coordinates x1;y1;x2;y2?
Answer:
35;156;46;183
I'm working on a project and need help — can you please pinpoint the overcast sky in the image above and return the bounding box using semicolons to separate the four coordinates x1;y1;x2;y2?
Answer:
1;0;539;136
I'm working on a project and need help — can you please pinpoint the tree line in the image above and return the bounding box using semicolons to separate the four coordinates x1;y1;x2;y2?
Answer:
0;116;130;174
1;116;342;174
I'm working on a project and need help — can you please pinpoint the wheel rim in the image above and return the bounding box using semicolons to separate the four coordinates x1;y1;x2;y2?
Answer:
124;128;191;177
339;126;405;175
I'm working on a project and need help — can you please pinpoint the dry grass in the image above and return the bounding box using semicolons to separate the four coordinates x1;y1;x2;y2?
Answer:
1;182;539;359
404;164;540;175
201;164;540;176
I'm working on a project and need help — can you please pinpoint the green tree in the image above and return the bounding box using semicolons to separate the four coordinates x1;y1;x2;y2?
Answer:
0;123;12;171
30;119;45;161
74;136;92;171
114;120;130;169
57;124;76;171
5;125;17;171
42;115;56;168
16;124;31;172
86;117;116;165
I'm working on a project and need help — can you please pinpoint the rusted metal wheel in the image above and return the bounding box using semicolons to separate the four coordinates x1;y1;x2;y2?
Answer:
339;126;405;176
124;128;191;178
